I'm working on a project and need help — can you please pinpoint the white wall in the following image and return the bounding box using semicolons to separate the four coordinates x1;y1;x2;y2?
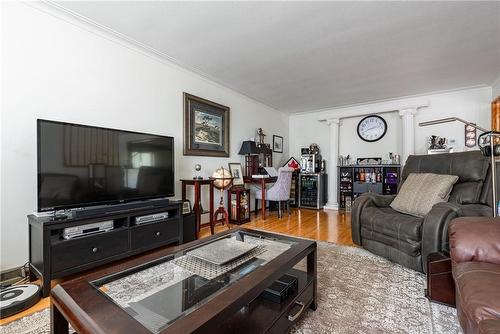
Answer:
414;87;492;153
0;2;289;270
288;116;331;164
290;87;493;165
338;112;402;162
493;76;500;99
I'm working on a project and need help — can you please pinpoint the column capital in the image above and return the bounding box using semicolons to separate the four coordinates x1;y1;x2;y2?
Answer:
326;118;340;126
399;108;418;117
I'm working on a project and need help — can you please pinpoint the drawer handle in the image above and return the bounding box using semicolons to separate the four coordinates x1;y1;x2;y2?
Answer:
287;301;306;321
92;247;99;253
155;231;161;237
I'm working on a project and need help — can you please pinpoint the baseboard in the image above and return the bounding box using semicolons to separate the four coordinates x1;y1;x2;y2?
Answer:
323;203;339;210
0;266;25;287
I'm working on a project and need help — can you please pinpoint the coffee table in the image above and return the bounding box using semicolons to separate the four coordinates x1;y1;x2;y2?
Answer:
50;228;317;333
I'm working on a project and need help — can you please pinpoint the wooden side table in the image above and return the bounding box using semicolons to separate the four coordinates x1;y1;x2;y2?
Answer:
425;251;456;307
227;187;250;225
180;179;214;239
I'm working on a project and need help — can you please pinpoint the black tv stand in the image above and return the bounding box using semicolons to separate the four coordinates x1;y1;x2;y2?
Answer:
66;198;170;219
28;200;182;297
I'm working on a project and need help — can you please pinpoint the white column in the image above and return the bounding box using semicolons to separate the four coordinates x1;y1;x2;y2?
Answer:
399;108;418;165
324;118;340;210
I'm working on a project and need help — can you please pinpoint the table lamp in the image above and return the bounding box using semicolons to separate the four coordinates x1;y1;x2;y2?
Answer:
419;117;497;217
238;140;259;177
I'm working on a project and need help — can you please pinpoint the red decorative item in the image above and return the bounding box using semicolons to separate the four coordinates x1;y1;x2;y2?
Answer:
284;157;300;170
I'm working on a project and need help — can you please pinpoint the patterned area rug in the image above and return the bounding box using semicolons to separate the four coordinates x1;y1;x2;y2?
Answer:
0;242;461;334
290;242;461;334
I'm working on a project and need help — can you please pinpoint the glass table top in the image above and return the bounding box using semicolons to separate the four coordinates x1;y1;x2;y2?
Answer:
92;230;297;333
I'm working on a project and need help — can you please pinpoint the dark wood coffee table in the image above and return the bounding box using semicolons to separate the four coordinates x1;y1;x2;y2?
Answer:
50;228;317;333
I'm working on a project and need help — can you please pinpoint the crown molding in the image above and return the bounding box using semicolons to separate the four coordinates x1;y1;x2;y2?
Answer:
24;1;285;115
292;84;489;117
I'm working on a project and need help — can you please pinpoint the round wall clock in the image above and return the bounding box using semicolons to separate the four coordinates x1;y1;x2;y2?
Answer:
357;115;387;142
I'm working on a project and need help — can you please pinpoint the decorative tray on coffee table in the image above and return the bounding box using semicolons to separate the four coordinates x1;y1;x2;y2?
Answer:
187;238;257;265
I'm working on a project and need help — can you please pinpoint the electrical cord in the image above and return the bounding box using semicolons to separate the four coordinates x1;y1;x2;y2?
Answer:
0;262;31;289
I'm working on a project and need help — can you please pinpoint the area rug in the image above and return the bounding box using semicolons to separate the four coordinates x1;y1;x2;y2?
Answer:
0;242;461;334
290;242;461;334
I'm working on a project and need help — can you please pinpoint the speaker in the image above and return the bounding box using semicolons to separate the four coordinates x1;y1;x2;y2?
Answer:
182;213;196;244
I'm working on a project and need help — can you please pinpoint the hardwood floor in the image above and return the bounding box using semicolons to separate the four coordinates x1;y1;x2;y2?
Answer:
201;207;354;245
0;208;353;326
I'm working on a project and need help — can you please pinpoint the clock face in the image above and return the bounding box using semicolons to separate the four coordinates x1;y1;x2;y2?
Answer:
357;115;387;142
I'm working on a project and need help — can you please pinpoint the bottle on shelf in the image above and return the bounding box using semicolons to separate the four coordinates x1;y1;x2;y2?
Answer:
345;197;352;212
359;168;365;182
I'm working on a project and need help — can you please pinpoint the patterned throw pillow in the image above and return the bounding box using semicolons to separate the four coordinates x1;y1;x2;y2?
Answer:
390;173;459;217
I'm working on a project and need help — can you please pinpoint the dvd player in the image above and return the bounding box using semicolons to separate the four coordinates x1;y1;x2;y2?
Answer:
63;221;114;239
135;212;169;225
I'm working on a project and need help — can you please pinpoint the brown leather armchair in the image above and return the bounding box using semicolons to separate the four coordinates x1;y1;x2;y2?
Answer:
449;217;500;334
351;151;493;273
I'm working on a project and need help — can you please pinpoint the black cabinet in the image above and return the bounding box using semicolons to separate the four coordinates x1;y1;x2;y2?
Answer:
337;165;401;209
298;173;327;209
28;201;183;297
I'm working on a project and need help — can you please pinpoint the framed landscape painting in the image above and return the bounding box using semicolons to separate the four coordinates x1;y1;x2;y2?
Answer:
183;93;230;157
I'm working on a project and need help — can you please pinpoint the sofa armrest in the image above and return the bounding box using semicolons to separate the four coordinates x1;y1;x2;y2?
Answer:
449;217;500;265
351;193;395;245
421;202;462;273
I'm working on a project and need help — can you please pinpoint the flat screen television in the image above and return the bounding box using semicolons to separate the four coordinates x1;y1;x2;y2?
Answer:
37;119;175;212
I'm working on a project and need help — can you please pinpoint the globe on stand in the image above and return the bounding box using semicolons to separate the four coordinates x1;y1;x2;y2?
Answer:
209;167;234;234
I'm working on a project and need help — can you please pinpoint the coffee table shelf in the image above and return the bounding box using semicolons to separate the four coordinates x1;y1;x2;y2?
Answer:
215;268;314;333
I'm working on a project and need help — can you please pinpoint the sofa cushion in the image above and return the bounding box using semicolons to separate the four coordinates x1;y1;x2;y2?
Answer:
360;206;423;256
360;228;421;256
390;173;459;217
453;261;500;332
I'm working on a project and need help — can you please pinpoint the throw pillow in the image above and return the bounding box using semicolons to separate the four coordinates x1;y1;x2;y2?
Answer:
390;173;459;217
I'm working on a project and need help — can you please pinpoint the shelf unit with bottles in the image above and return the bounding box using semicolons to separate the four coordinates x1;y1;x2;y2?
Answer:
337;164;401;209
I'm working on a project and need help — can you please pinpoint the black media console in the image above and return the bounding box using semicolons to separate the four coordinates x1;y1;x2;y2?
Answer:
28;201;183;297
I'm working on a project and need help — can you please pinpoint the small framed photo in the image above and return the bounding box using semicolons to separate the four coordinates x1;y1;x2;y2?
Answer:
273;135;283;153
228;162;244;186
182;200;192;215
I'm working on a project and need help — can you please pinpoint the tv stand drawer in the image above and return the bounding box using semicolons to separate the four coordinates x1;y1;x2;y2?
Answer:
130;220;180;251
51;230;128;273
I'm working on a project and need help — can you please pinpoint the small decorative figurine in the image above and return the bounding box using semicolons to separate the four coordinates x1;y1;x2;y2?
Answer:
257;128;266;145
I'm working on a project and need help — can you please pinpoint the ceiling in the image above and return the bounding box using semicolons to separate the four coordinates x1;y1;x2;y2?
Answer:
53;1;500;113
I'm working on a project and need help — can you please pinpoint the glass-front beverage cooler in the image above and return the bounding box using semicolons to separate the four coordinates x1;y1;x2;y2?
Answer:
298;173;328;209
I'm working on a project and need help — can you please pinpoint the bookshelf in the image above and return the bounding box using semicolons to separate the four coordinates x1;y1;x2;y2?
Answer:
338;164;401;209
